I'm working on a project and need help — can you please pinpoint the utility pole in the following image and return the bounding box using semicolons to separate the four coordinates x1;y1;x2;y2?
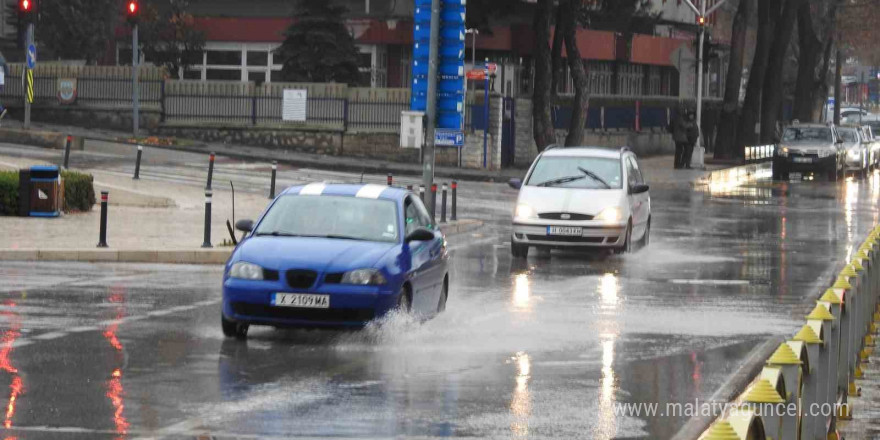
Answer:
128;1;140;137
682;0;728;169
834;50;842;126
422;0;440;192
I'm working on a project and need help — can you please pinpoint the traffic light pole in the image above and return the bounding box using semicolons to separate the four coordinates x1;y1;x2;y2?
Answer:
421;0;440;196
132;23;139;137
23;22;33;129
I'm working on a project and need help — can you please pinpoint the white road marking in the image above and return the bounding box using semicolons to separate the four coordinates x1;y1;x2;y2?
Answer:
669;279;751;286
33;331;67;340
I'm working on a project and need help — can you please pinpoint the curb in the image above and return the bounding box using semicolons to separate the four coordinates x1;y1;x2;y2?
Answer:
0;220;484;265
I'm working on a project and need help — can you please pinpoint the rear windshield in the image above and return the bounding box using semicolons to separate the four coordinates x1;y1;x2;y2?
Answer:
839;129;858;143
782;127;832;143
526;156;623;189
255;195;399;243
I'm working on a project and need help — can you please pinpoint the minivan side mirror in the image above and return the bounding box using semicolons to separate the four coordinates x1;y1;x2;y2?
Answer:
405;227;435;243
235;219;254;233
630;184;650;195
508;178;523;190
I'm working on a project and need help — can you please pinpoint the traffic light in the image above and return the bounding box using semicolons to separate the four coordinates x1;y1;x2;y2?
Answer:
126;0;139;23
697;15;706;27
18;0;36;19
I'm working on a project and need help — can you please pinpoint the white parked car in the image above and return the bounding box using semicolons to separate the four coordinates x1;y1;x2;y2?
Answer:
839;126;870;178
508;146;651;257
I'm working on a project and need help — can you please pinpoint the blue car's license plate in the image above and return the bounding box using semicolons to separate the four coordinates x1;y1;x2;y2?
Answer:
272;293;330;308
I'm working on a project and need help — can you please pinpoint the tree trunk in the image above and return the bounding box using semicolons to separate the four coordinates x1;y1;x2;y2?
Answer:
715;0;751;159
737;0;774;149
532;0;556;151
760;0;803;143
812;0;840;121
550;5;565;100
561;0;588;146
793;2;820;122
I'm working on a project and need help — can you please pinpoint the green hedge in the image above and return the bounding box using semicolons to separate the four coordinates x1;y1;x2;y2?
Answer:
0;169;95;215
61;170;96;213
0;171;17;216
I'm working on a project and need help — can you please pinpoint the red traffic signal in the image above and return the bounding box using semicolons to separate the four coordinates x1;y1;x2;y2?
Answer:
126;1;139;23
697;15;706;26
18;0;34;13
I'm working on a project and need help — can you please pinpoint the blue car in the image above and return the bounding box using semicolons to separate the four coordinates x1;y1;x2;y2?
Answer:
222;183;450;338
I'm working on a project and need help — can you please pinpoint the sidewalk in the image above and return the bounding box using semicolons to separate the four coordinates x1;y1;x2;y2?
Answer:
0;153;482;264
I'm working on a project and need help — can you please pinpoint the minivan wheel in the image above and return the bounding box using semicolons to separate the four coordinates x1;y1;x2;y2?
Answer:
615;221;633;254
640;218;651;249
511;239;529;259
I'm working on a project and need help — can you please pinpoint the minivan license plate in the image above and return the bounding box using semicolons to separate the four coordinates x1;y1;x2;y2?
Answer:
272;293;330;308
547;226;582;236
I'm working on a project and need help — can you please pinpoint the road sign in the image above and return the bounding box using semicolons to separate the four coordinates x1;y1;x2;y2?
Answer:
411;0;465;132
486;63;497;74
435;129;464;147
25;69;33;103
26;44;36;69
466;69;486;81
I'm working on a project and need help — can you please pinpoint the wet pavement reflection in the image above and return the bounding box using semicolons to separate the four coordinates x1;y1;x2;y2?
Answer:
1;169;879;439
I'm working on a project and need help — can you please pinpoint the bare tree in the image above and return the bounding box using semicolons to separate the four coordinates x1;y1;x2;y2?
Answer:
760;0;803;143
532;0;557;151
561;0;589;146
715;0;752;159
737;0;774;148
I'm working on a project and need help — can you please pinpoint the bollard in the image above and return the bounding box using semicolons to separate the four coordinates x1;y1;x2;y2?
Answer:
62;135;72;170
419;185;425;203
764;343;802;440
269;161;277;199
794;323;824;440
387;173;393;187
206;152;215;190
133;145;143;180
202;189;212;248
451;180;458;221
430;183;437;220
742;378;785;440
97;191;109;248
441;183;448;223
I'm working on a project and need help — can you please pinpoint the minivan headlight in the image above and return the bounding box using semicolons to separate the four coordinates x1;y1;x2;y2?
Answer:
818;149;834;158
515;204;536;219
777;147;789;157
341;269;387;285
595;207;623;223
229;262;264;280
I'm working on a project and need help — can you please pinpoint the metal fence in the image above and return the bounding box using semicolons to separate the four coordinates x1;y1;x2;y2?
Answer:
0;64;410;133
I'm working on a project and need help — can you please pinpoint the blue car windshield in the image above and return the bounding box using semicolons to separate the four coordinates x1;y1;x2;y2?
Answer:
255;195;399;243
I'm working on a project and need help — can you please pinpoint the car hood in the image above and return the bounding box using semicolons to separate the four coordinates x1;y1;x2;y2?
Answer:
783;141;835;151
517;185;626;216
237;236;396;273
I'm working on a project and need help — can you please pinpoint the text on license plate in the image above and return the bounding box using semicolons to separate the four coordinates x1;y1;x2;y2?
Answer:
272;293;330;308
547;226;583;236
793;157;813;163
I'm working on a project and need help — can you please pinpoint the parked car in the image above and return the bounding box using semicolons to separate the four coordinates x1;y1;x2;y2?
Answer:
839;125;870;178
844;115;880;169
773;123;845;181
222;183;450;338
508;146;650;257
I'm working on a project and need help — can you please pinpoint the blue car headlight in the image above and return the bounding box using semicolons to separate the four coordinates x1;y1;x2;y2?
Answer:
341;269;387;285
229;262;264;280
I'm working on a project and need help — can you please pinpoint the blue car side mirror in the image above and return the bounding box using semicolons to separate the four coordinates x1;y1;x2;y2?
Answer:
405;227;435;243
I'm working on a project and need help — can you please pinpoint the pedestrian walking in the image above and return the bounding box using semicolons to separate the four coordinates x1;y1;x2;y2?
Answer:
684;111;700;169
670;110;689;169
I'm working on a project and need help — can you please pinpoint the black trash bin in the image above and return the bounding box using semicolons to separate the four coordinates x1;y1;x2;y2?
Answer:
20;165;62;217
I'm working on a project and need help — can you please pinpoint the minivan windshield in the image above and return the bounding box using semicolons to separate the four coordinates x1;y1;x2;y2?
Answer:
782;127;832;143
255;195;399;243
526;156;623;189
839;129;858;143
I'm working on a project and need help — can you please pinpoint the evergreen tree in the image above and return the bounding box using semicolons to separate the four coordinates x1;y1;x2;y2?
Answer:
276;0;360;84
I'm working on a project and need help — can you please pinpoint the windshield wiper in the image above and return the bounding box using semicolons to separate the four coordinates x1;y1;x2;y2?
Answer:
255;231;301;237
323;234;361;240
577;167;612;189
535;175;587;187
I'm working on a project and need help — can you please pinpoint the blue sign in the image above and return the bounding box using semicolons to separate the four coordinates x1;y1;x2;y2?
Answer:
435;129;464;147
411;0;466;133
26;44;36;69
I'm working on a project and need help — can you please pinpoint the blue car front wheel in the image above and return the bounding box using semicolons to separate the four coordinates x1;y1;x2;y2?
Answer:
222;313;249;339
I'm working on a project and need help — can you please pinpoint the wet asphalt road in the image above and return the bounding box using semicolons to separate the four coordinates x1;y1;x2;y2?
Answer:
2;142;880;439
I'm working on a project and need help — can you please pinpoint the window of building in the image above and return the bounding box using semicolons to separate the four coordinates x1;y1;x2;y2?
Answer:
207;50;242;66
183;69;203;80
206;69;242;81
248;71;266;83
247;51;269;67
